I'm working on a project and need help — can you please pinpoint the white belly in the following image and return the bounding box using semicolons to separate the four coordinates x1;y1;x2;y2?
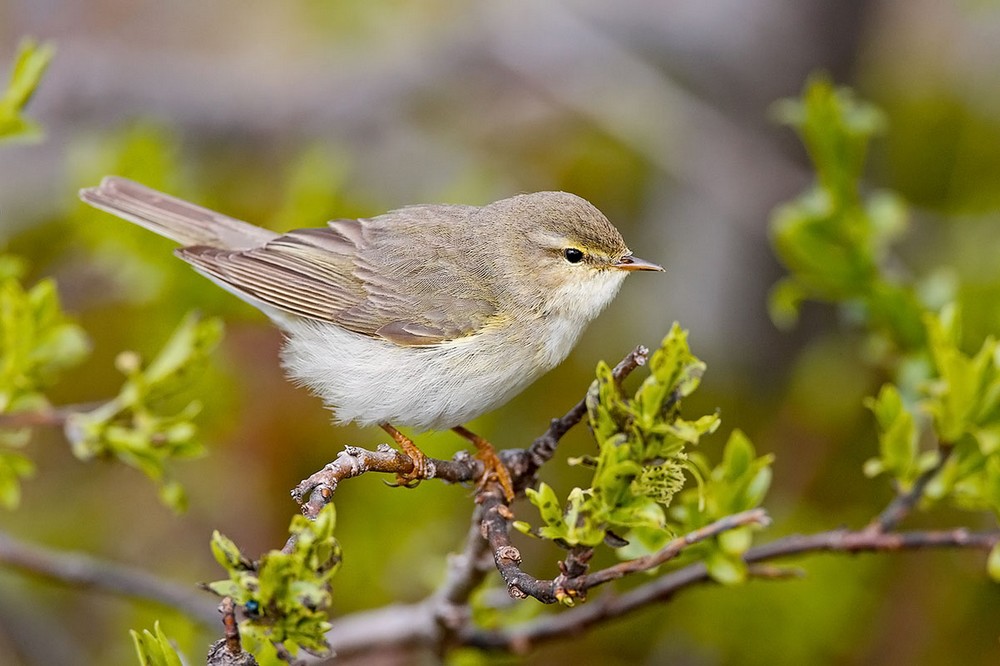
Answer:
279;315;586;432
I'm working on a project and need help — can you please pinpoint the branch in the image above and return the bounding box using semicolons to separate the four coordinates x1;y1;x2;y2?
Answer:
321;602;436;661
0;530;217;626
431;503;494;632
315;522;998;659
868;445;953;533
745;526;998;561
579;509;771;589
459;526;1000;652
206;597;258;666
315;499;500;661
290;445;484;522
479;481;769;604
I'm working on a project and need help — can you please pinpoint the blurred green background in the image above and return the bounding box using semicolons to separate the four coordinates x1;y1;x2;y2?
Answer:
2;1;999;664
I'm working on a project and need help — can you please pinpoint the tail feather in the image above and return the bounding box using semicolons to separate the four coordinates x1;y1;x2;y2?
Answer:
79;176;276;250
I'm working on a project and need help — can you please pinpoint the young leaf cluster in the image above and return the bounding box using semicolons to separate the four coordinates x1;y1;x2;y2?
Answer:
518;323;771;560
0;262;90;508
922;308;1000;516
0;38;54;143
769;75;925;353
64;312;222;512
207;504;342;665
771;77;1000;573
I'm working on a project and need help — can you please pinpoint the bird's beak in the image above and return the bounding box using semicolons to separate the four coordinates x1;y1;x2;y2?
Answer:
614;254;664;272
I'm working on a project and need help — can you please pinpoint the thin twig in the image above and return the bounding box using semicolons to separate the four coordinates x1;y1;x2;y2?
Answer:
745;526;998;561
525;345;648;474
206;597;258;666
868;445;953;533
578;509;771;589
433;503;493;620
0;530;217;626
291;445;483;522
221;597;242;655
0;402;104;429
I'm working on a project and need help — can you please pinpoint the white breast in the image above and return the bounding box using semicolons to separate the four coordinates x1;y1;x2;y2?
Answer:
279;319;547;431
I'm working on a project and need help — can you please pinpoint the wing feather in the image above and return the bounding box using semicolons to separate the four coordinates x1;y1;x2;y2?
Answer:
175;206;499;345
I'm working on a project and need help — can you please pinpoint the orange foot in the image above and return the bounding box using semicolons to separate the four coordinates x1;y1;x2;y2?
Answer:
380;423;429;488
452;425;515;501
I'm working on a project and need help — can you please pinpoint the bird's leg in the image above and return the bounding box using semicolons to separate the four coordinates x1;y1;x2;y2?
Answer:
380;423;428;488
451;425;515;501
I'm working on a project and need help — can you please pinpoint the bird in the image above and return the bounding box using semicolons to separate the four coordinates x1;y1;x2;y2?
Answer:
79;177;663;500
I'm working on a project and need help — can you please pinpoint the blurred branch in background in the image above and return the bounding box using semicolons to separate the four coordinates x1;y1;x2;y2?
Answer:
0;531;216;627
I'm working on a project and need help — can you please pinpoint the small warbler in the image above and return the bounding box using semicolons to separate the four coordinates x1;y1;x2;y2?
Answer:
80;177;662;499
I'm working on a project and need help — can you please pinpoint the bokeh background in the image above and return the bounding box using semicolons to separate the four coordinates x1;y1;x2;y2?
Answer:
2;1;1000;664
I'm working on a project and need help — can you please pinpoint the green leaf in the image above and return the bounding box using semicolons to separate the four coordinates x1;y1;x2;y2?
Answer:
157;481;187;513
211;530;251;570
130;622;184;666
0;450;35;509
586;361;628;445
864;384;920;486
712;430;774;516
1;275;90;404
607;497;667;531
768;75;1000;579
704;547;747;585
925;307;1000;450
0;39;55;143
988;543;1000;583
525;483;565;532
510;520;537;537
768;278;806;329
557;487;606;546
636;323;705;424
721;429;754;480
718;526;753;556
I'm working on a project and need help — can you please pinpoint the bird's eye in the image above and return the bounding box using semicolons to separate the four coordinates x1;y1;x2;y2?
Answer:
563;248;584;264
